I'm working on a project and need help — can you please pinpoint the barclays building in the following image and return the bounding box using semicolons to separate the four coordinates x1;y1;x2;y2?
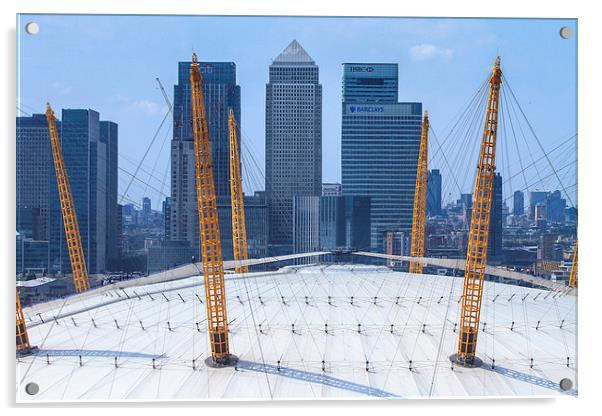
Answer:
341;63;422;252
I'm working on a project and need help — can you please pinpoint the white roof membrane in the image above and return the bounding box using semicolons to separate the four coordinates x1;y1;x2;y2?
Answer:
16;264;577;401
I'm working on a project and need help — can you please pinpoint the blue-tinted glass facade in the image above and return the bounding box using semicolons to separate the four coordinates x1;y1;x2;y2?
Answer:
427;169;442;216
342;63;422;252
173;61;240;197
100;121;119;267
16;114;54;241
171;61;241;249
488;172;503;262
49;109;107;275
342;63;398;103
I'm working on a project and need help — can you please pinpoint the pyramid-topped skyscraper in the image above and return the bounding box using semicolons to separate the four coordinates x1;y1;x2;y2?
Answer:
265;40;322;255
273;39;315;64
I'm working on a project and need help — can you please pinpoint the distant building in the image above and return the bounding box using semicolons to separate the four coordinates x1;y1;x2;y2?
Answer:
341;62;422;251
146;240;197;274
143;197;151;214
487;172;503;262
16;114;53;241
170;59;241;249
100;121;120;266
537;234;557;261
427;169;442;216
546;190;566;223
565;206;578;223
292;196;320;256
293;195;371;254
535;204;547;229
162;197;172;241
529;190;549;219
16;234;49;276
266;40;322;255
48;109;109;275
322;183;342;197
217;192;268;260
513;190;524;216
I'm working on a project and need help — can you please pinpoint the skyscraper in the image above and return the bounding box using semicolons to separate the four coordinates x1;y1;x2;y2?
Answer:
49;109;107;275
546;190;566;223
513;190;524;216
292;195;371;254
170;60;241;249
16;114;53;241
265;40;322;255
487;172;503;262
529;190;549;219
427;169;442;216
100;121;119;268
341;63;422;251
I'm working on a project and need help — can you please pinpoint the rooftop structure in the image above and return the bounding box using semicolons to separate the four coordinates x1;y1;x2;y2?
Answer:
17;263;576;401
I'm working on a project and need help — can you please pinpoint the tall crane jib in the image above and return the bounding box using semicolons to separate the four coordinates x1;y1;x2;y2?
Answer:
409;111;430;274
190;53;236;367
45;104;90;293
455;57;502;367
569;241;578;288
16;289;33;355
228;110;249;274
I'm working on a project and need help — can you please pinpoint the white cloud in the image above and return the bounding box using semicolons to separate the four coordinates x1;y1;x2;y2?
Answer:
129;100;163;115
409;44;454;61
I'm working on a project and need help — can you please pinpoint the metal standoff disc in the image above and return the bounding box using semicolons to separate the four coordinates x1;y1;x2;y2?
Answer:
25;382;39;395
205;354;239;368
559;378;573;391
449;353;484;368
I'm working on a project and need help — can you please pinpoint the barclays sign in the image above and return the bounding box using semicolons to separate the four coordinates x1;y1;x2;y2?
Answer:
349;105;385;114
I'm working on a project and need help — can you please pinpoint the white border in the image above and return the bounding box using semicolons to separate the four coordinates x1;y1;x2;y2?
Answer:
2;1;599;415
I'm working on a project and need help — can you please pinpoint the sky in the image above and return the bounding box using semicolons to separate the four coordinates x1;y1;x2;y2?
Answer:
16;15;577;210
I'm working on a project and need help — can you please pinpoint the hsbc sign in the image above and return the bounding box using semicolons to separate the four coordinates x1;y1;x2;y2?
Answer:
348;66;374;73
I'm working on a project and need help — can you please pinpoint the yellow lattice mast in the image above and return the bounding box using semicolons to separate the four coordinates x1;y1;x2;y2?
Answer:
228;110;249;274
190;54;235;366
386;231;394;268
569;240;578;288
45;104;90;293
409;111;429;274
455;57;502;366
16;289;32;355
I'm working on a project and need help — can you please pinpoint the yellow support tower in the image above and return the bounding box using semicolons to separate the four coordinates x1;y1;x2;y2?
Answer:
16;289;33;355
386;231;394;268
45;104;90;293
190;54;235;367
455;57;502;367
569;241;578;288
228;110;249;274
409;111;430;274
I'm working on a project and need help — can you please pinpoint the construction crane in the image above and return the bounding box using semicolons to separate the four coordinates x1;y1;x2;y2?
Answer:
569;241;578;288
190;53;235;366
228;109;249;274
386;231;394;268
455;57;502;367
409;111;430;274
16;289;33;355
46;104;90;293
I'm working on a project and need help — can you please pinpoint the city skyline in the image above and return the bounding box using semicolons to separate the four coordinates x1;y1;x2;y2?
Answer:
17;15;577;210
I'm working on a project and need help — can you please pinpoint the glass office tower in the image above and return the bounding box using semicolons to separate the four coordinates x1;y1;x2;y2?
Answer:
341;63;422;251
